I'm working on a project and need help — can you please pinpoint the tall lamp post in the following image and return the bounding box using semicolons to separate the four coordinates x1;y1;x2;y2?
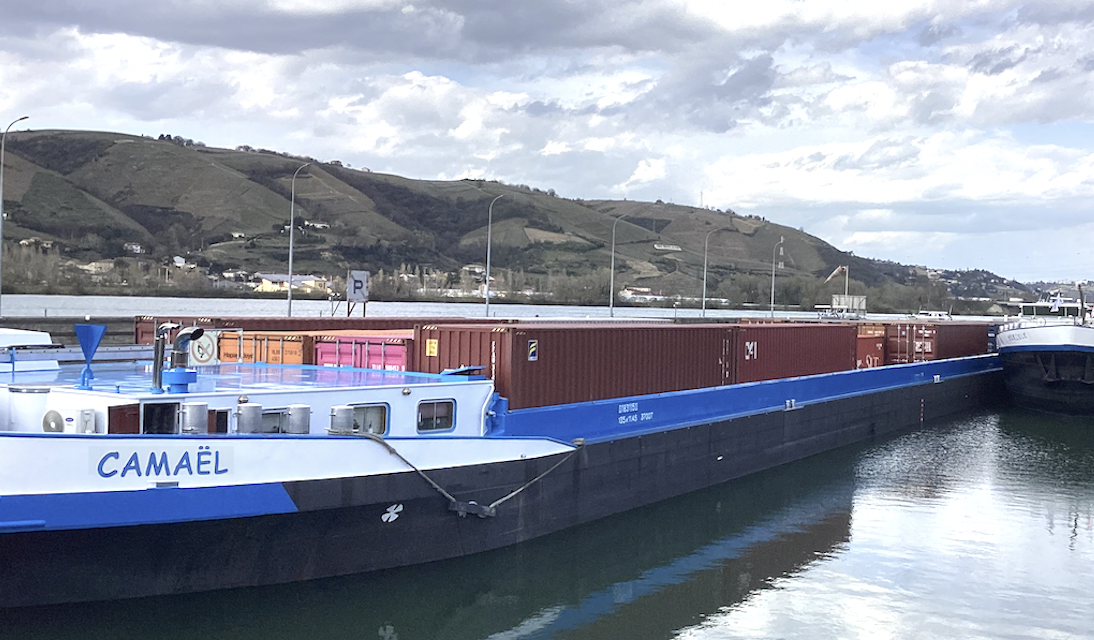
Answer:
609;214;628;317
702;227;727;318
286;162;310;317
769;235;784;318
484;194;504;317
0;115;28;318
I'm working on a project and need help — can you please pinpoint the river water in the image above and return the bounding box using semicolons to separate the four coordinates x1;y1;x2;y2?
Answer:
1;408;1090;639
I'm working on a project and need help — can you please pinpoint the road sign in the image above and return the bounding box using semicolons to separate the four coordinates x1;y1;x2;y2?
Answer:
348;270;369;303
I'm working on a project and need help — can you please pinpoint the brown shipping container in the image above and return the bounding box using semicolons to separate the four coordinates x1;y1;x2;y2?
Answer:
885;322;989;364
735;323;857;383
856;334;886;369
885;323;934;364
414;323;736;410
934;323;991;360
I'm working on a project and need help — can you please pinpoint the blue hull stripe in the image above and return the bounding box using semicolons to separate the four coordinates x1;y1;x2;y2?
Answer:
0;483;298;532
998;344;1094;353
496;355;1000;444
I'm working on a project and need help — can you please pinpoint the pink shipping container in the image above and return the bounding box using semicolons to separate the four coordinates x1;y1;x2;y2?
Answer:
313;331;414;371
735;323;858;383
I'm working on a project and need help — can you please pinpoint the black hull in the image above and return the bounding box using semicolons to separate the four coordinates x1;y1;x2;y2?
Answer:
1001;351;1094;415
0;371;1003;607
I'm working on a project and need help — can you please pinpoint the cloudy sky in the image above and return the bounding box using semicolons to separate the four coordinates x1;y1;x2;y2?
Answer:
3;1;1094;282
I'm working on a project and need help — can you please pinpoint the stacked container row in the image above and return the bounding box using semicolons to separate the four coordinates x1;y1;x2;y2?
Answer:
208;329;414;370
135;316;509;345
414;322;858;410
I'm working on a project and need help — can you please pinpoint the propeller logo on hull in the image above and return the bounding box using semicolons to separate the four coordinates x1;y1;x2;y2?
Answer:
381;504;404;522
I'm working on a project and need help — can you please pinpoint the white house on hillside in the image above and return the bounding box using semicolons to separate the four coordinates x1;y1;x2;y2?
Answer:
254;273;331;295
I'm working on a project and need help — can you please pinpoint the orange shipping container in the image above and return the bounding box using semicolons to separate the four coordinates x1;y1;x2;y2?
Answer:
216;332;314;365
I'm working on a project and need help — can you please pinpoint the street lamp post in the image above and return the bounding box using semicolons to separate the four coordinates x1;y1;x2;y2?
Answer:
484;194;504;317
0;115;29;317
609;214;628;317
769;236;784;318
286;162;310;317
702;228;727;318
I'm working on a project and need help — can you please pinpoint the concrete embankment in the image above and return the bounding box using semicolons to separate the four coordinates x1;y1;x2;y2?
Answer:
1;317;135;345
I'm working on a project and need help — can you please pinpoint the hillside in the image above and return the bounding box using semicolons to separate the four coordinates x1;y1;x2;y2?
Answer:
0;129;1028;309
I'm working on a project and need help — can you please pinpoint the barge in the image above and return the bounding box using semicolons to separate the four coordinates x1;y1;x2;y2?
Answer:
0;318;1002;607
997;293;1094;414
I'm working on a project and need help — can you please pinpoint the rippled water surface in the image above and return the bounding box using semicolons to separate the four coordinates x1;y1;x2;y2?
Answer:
2;408;1091;639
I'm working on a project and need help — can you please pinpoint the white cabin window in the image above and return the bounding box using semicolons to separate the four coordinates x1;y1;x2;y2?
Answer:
354;404;388;435
417;400;454;432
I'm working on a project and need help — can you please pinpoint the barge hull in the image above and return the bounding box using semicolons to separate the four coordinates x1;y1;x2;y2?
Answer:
1000;350;1094;414
0;366;1003;607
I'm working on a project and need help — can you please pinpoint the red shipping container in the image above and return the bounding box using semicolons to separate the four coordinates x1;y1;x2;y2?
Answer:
934;323;990;359
414;323;736;410
735;323;857;383
856;334;886;369
886;323;930;364
885;322;989;363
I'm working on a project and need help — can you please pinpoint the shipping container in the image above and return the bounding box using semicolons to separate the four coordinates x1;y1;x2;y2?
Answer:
734;323;857;383
885;323;934;364
885;322;991;364
314;331;413;371
217;331;314;365
934;323;992;360
856;334;886;369
414;323;736;410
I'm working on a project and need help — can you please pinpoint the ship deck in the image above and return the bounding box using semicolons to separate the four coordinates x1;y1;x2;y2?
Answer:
1;361;460;396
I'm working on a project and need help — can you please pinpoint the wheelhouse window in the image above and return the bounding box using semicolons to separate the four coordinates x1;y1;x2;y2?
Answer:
354;404;388;435
143;403;179;434
417;400;454;432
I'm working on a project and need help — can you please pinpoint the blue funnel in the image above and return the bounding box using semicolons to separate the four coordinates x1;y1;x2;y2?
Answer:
74;324;107;390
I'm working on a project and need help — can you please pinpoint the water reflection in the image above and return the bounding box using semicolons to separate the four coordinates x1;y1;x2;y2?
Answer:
676;409;1094;640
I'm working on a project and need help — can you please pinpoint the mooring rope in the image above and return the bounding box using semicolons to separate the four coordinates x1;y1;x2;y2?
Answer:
343;431;585;518
486;441;584;512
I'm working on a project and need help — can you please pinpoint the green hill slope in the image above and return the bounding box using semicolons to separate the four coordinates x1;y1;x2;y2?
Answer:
0;128;1023;309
